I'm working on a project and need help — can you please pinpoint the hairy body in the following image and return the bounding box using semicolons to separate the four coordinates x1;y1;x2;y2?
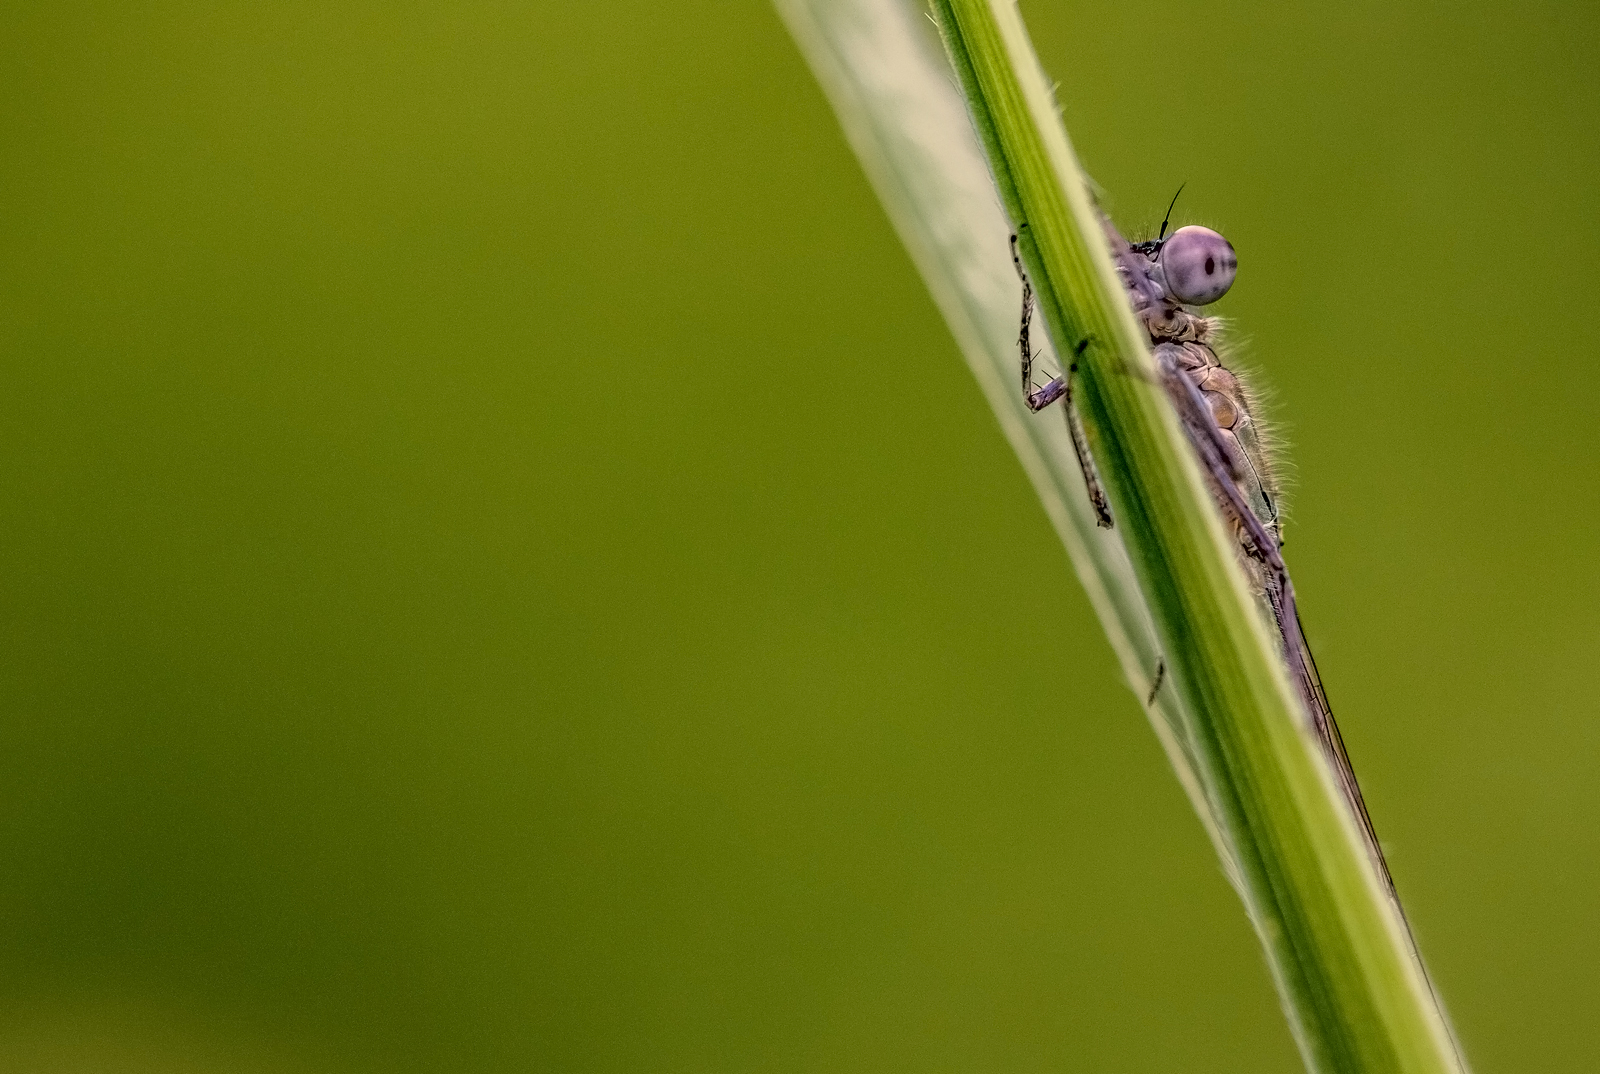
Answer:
1013;213;1394;895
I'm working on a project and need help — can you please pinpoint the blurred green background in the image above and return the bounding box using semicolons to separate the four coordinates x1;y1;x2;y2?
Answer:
0;1;1595;1071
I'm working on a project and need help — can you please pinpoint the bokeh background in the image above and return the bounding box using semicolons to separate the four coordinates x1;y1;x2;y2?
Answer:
1;1;1596;1071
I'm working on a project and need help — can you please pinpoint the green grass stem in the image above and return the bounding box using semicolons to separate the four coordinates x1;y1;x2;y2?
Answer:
778;1;1466;1070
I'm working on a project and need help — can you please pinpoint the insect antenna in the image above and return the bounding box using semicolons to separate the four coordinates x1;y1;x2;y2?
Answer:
1156;182;1186;242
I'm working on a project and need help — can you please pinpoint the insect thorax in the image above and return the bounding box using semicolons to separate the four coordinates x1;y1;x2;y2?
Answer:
1112;232;1281;540
1117;250;1217;348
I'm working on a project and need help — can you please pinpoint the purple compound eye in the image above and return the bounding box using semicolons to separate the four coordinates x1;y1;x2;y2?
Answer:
1159;225;1237;305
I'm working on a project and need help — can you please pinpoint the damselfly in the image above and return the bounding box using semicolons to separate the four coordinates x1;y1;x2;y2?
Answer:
1010;201;1393;893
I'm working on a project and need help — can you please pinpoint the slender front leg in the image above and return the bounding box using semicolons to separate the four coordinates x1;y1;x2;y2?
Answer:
1010;233;1113;528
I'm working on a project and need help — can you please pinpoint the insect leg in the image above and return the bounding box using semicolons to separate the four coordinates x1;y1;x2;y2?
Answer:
1010;233;1113;528
1145;658;1167;706
1063;376;1113;528
1010;233;1063;410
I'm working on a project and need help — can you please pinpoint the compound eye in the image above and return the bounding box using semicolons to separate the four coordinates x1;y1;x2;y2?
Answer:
1160;225;1237;305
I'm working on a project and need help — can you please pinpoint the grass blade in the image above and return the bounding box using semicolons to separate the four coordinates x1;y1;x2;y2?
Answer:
778;1;1467;1070
774;0;1228;876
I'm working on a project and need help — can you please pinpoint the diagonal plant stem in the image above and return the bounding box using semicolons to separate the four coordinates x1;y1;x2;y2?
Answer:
775;0;1227;868
777;1;1466;1071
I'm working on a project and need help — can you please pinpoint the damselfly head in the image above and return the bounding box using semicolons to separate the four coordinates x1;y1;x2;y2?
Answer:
1158;225;1237;305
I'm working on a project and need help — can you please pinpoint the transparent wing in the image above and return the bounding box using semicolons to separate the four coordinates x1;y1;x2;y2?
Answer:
1155;340;1400;898
1286;601;1396;897
1102;216;1398;897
